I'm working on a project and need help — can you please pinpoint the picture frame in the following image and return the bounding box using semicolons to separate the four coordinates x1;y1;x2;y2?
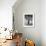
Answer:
23;13;34;27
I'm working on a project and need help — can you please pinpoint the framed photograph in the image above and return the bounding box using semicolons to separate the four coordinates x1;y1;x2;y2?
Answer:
23;13;34;27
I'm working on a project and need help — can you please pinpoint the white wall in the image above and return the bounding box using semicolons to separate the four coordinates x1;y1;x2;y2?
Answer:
13;0;46;46
41;0;46;46
13;0;42;46
0;0;16;30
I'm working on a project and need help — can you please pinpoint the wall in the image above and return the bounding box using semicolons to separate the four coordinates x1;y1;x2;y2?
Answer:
41;0;46;46
0;0;16;30
13;0;42;46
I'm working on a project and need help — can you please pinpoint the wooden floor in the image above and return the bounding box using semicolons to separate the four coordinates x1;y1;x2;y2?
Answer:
0;39;16;46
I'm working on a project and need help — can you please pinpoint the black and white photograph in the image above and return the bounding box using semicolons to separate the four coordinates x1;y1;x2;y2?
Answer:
23;14;34;27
